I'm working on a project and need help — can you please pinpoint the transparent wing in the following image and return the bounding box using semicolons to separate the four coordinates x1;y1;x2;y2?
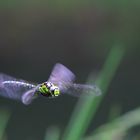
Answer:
64;83;101;97
0;73;17;81
48;63;75;92
0;73;36;101
21;88;38;105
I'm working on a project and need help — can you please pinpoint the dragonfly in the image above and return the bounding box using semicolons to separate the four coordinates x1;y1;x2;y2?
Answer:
0;63;101;105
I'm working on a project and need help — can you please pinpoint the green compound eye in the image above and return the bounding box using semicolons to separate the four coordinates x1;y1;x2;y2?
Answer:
38;82;60;97
54;88;60;96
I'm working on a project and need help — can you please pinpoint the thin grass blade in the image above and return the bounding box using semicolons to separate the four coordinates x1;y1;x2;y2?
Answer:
62;45;125;140
0;109;10;140
85;107;140;140
44;126;60;140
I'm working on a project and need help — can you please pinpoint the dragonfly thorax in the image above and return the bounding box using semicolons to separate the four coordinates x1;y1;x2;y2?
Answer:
38;82;60;97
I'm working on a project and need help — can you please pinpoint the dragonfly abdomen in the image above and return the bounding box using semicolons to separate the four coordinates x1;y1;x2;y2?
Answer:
2;81;35;88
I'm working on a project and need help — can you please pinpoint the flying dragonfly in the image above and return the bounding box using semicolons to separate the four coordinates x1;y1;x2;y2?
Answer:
0;63;101;105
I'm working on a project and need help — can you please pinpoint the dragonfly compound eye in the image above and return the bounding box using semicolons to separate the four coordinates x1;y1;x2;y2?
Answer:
50;86;60;96
38;82;60;97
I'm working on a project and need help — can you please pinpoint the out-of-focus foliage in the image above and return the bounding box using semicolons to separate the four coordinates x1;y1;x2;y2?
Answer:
62;46;125;140
0;0;140;140
85;107;140;140
45;126;60;140
0;0;140;51
0;109;10;140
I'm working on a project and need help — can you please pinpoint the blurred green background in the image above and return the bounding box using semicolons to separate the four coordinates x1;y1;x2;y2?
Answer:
0;1;140;140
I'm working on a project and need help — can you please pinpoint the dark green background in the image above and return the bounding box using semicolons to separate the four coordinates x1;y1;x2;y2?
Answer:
0;1;140;140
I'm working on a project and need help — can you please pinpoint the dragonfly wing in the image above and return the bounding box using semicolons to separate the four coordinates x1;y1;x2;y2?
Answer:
65;83;101;97
22;89;37;105
0;73;36;84
48;63;75;92
0;73;36;101
0;73;17;81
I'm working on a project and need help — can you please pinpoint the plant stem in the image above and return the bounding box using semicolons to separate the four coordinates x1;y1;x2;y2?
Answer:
62;45;125;140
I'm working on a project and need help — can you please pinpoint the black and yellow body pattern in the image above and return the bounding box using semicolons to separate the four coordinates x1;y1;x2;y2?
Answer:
36;82;60;97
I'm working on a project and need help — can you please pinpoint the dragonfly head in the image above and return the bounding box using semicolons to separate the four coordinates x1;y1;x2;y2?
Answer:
38;82;60;97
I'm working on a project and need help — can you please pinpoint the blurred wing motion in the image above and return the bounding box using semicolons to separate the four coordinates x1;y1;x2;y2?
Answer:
0;73;36;103
48;63;75;93
48;63;101;97
65;83;101;97
21;88;37;105
0;63;101;105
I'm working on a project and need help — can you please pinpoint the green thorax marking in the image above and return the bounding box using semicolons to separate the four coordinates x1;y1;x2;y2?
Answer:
38;82;60;97
39;83;49;94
